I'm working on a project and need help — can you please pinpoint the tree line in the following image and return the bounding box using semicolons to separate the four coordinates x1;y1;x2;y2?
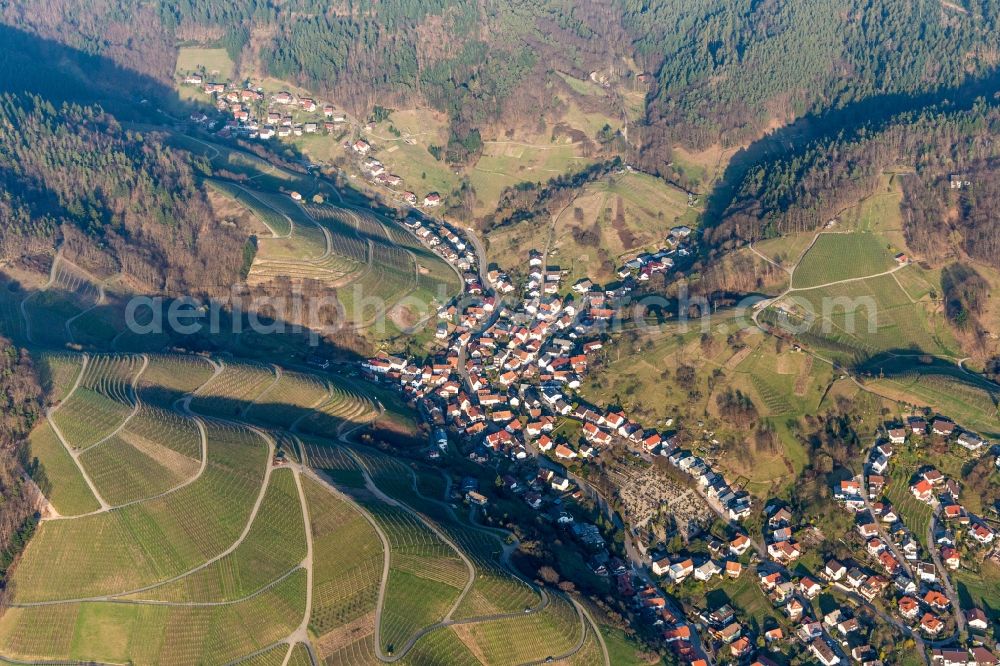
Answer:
0;340;43;611
625;0;1000;151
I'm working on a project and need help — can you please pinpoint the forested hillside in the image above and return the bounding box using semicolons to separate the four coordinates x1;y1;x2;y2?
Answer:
712;99;1000;264
626;0;1000;153
0;340;42;610
6;0;1000;160
0;94;245;293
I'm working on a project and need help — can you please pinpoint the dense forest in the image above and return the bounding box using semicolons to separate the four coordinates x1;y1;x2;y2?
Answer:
0;94;245;294
711;99;1000;267
0;340;43;610
626;0;1000;153
6;0;1000;158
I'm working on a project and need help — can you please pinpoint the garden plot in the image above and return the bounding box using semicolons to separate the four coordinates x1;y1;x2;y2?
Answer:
211;180;292;236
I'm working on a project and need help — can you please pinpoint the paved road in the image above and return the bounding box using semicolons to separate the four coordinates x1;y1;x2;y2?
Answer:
858;439;915;579
927;509;967;639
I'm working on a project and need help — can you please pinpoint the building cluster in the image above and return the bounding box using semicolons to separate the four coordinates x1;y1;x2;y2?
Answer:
664;448;753;520
831;418;1000;646
401;215;477;273
184;77;348;142
348;138;440;208
612;225;693;282
362;233;743;661
365;244;693;473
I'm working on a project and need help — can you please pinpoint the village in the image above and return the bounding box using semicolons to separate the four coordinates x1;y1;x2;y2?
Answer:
183;76;447;212
360;204;1000;665
184;67;999;666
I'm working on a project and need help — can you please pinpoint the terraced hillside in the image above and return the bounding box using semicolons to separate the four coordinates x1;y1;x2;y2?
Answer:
3;350;603;665
214;178;462;331
0;127;461;351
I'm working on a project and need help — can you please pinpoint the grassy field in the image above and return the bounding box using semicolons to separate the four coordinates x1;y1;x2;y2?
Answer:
364;108;458;201
752;233;815;268
600;626;659;666
842;173;906;238
869;363;1000;438
670;143;738;193
769;272;959;364
488;170;698;284
470;140;590;216
955;560;1000;632
175;46;235;80
355;102;617;216
792;232;897;289
580;316;833;496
